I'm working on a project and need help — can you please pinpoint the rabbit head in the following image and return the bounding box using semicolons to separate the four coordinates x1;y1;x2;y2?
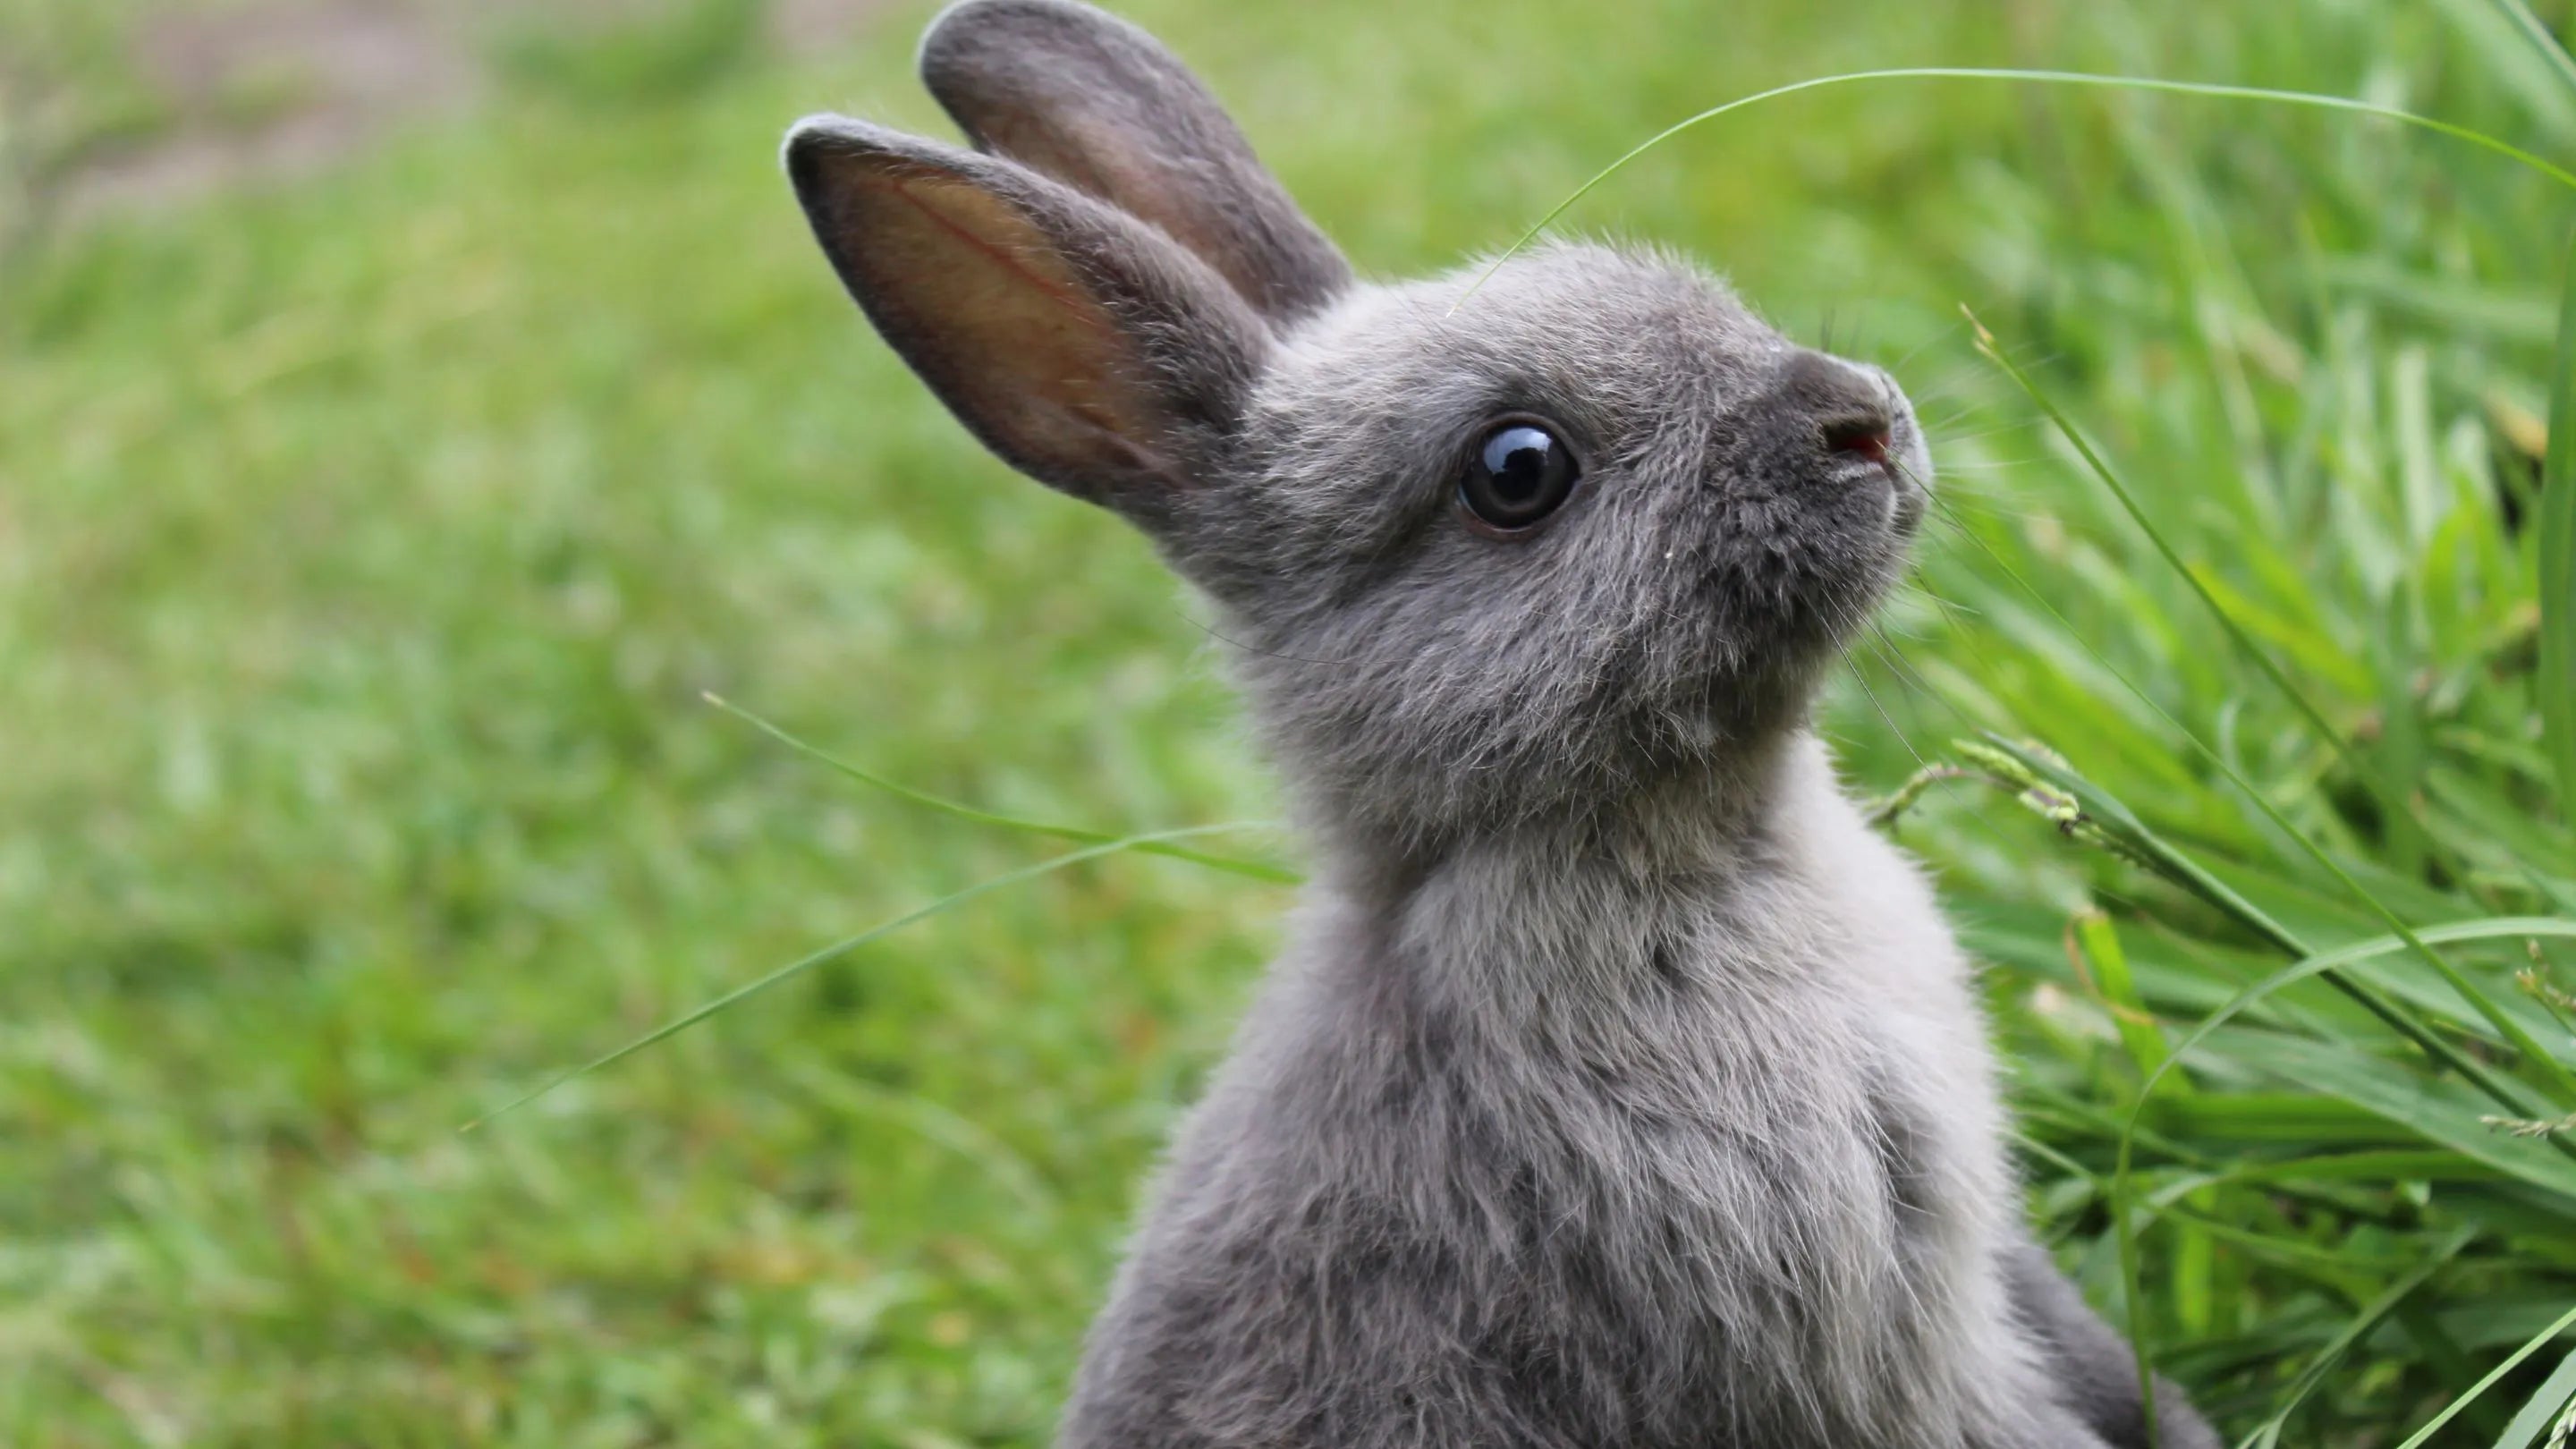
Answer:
786;0;1931;858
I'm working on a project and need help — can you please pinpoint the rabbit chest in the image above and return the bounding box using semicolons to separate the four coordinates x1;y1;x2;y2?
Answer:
1066;742;2029;1447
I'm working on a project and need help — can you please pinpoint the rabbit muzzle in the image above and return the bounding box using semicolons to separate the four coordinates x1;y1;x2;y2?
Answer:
1766;347;1930;532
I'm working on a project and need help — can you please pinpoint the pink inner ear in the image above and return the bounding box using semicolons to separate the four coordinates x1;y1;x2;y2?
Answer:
978;112;1123;213
823;153;1190;500
877;175;1114;337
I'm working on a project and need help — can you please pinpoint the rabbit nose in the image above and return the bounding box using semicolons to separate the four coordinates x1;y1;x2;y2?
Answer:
1775;349;1896;468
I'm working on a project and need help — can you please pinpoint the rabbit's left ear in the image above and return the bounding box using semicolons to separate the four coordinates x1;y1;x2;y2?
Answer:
918;0;1350;323
784;117;1267;521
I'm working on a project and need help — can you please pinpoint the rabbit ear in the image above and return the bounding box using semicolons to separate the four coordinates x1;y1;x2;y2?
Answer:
784;116;1268;518
917;0;1350;323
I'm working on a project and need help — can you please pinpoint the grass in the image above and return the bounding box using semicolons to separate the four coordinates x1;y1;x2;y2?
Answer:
3;0;2572;1444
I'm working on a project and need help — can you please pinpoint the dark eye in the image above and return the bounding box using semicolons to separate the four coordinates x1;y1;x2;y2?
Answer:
1458;419;1580;532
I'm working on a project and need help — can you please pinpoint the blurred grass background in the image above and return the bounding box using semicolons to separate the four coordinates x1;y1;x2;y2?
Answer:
4;0;2573;1445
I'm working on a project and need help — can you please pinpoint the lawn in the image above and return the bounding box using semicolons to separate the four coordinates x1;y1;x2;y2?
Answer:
4;0;2573;1445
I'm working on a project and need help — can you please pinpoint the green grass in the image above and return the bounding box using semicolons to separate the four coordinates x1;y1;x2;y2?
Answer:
4;0;2573;1444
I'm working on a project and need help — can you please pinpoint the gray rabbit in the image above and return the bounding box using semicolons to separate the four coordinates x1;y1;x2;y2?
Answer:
782;4;2221;1445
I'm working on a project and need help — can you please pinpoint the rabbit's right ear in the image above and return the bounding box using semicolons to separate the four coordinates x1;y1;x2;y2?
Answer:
784;117;1268;520
917;0;1350;323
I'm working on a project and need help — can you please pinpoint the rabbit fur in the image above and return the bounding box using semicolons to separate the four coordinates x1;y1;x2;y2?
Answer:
780;4;2220;1445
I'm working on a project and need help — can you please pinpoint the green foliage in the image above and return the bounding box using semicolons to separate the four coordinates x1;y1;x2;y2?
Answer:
4;0;2574;1444
2543;232;2576;844
0;0;181;249
487;0;772;107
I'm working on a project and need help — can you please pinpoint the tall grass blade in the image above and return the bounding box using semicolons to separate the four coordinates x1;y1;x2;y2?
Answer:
704;692;1301;885
2108;919;2576;1443
2491;1344;2576;1449
2236;1031;2576;1197
778;1056;1057;1219
2118;915;2576;1089
2495;0;2576;98
1970;337;2576;1108
2542;235;2576;847
1455;68;2576;309
2113;917;2576;1232
1974;733;2561;1122
2240;1228;2477;1448
2074;909;2175;1080
2394;1303;2576;1449
461;821;1267;1131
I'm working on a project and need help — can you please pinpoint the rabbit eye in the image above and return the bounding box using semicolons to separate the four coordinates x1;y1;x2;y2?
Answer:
1459;419;1580;533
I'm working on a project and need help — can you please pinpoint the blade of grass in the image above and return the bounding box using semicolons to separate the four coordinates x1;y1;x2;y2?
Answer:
2239;1227;2476;1449
2400;1301;2515;1442
2491;1343;2576;1449
2496;0;2576;100
2226;1030;2576;1198
1976;734;2561;1124
2069;907;2211;1338
2106;1130;2157;1448
703;692;1301;885
2189;1149;2510;1186
461;821;1267;1131
2394;1302;2576;1449
1453;68;2576;311
2541;234;2576;847
1936;493;2558;1101
1936;727;2563;1077
2105;917;2576;1443
1973;331;2576;1106
777;1055;1055;1219
2074;908;2177;1081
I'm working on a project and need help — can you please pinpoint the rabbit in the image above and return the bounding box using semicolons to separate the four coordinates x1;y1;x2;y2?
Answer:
781;3;2222;1446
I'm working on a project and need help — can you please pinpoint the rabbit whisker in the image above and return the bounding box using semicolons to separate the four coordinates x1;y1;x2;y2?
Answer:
1179;610;1364;667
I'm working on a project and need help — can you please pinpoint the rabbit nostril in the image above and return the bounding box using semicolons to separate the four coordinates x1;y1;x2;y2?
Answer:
1822;417;1893;464
1779;350;1899;470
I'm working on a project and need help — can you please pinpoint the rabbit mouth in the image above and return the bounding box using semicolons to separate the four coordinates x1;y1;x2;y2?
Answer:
1819;408;1932;535
1767;347;1928;533
1795;431;1927;551
1824;446;1902;491
1869;416;1933;532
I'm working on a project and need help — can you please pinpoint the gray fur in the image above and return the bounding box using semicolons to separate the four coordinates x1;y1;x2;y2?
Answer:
783;4;2223;1445
916;0;1350;321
